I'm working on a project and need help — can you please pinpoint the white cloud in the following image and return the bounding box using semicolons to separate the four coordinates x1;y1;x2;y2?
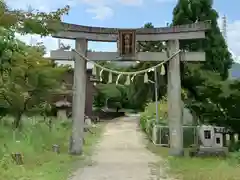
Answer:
82;0;144;20
5;0;145;22
155;0;176;3
81;0;143;6
117;0;143;6
80;0;111;6
86;6;113;20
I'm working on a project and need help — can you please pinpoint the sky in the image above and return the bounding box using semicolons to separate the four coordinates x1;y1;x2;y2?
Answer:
5;0;240;67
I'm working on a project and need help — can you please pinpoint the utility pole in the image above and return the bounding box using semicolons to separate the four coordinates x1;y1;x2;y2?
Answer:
222;15;227;41
58;16;63;48
154;68;159;123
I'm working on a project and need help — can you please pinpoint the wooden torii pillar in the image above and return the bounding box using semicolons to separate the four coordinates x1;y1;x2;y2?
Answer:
50;21;210;156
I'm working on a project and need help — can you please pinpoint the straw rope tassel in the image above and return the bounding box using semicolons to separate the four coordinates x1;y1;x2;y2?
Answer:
144;72;148;83
160;64;165;75
131;74;136;82
116;74;121;85
108;72;112;83
99;69;103;82
125;75;131;85
92;65;97;75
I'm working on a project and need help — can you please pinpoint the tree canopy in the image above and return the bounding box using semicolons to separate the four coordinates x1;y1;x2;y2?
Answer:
172;0;232;79
172;0;240;132
0;1;69;128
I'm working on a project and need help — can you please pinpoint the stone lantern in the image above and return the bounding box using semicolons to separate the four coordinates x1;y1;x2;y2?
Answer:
54;96;71;120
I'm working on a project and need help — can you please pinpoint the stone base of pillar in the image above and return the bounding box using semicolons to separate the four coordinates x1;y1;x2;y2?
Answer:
152;125;157;144
69;135;83;155
169;149;184;156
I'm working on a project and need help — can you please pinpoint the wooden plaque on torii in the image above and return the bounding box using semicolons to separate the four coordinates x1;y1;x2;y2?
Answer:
117;29;136;58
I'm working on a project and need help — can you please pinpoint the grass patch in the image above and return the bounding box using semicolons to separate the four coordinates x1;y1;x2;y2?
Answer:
0;116;104;180
147;143;240;180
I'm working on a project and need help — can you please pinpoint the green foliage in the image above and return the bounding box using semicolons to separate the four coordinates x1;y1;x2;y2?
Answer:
129;22;167;105
171;0;240;134
229;149;240;165
0;27;68;128
140;100;168;133
0;1;69;36
140;100;196;147
94;75;149;110
172;0;233;79
0;116;71;179
0;2;104;179
229;141;240;153
96;84;122;99
0;1;70;127
94;83;126;109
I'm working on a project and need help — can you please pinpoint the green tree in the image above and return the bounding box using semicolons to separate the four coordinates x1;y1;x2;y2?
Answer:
217;80;240;133
172;0;235;126
0;1;69;127
0;27;68;128
172;0;232;79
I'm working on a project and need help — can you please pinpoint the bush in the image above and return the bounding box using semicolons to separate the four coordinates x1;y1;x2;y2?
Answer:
229;141;240;152
140;100;196;147
140;99;168;133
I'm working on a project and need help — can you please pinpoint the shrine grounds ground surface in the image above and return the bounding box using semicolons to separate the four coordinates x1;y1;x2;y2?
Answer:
0;116;103;180
2;116;240;180
148;143;240;180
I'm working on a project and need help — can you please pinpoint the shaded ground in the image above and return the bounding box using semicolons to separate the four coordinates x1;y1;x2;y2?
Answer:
69;116;173;180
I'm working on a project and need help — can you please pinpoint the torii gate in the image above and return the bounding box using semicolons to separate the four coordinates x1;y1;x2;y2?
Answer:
50;21;210;156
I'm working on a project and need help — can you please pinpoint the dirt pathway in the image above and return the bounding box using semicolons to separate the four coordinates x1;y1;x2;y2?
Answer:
70;116;173;180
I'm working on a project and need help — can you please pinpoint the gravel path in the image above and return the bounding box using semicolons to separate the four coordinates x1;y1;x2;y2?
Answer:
69;116;173;180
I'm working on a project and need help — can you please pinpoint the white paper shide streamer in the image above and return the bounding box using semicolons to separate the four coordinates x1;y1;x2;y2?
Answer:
72;49;182;85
